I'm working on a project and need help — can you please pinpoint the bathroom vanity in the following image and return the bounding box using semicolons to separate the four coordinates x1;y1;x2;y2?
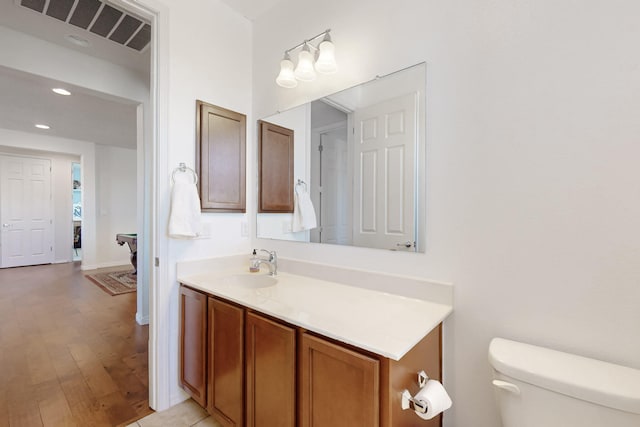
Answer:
177;256;452;427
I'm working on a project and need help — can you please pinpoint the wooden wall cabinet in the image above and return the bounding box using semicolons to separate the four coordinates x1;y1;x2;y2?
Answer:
179;284;443;427
196;100;246;212
258;120;294;213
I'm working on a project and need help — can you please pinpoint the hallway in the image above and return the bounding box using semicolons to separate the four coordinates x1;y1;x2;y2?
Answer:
0;262;151;426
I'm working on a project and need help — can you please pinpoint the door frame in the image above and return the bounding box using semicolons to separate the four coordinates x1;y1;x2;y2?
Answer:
113;0;169;411
310;121;350;244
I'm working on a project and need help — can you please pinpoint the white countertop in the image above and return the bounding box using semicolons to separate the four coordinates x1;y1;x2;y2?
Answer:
178;266;452;361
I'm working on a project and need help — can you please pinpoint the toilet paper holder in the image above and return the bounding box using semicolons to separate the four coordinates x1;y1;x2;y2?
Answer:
401;370;429;414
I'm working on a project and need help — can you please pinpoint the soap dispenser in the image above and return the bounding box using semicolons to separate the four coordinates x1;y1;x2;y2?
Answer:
249;249;260;273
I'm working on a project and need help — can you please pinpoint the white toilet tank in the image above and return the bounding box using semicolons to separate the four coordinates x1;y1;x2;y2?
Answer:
488;338;640;427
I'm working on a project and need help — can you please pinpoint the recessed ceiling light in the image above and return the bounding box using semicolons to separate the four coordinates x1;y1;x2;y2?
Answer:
52;88;71;96
35;124;50;130
65;34;90;47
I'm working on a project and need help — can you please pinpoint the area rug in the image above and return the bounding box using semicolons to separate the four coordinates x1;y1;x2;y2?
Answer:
85;269;137;296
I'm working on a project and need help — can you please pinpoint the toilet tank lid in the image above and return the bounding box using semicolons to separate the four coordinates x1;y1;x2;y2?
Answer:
489;338;640;415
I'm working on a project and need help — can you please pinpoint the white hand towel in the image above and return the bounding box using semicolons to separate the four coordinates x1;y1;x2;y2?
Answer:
168;180;202;238
292;188;317;232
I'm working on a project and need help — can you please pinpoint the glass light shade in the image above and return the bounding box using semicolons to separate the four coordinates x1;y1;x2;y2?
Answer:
294;47;317;82
276;58;298;88
315;40;337;74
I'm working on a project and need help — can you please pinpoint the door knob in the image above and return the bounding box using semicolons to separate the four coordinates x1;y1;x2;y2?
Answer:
396;241;414;248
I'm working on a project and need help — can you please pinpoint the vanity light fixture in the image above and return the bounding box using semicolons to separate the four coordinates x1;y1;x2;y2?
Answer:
276;29;337;88
314;32;337;74
294;43;317;82
276;52;298;88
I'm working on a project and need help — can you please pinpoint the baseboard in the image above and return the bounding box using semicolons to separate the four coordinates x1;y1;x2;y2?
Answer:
136;312;149;325
170;390;190;408
80;260;132;271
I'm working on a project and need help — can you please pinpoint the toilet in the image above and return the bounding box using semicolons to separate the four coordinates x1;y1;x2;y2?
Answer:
488;337;640;427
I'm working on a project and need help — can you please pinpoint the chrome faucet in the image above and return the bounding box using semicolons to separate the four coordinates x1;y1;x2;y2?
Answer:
250;249;278;276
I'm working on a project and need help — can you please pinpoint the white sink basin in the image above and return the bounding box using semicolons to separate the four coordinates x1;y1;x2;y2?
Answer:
223;273;277;289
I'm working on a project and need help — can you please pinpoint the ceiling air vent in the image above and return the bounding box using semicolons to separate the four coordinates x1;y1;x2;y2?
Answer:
18;0;151;52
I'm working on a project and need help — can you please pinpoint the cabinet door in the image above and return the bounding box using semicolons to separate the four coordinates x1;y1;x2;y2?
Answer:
300;333;380;427
208;298;245;426
246;312;296;427
179;286;208;407
258;120;294;213
197;100;246;212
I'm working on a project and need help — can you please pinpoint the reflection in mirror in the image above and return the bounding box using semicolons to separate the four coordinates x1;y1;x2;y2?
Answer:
257;63;425;252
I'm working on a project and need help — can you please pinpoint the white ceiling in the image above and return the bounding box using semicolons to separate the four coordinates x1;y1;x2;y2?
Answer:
0;64;138;148
218;0;286;21
0;0;285;150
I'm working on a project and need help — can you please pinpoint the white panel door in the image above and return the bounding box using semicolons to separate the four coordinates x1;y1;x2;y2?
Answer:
0;155;53;268
353;93;417;251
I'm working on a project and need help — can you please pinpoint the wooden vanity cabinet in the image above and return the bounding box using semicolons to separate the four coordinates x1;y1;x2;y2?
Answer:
179;284;443;427
300;333;380;427
299;326;443;427
246;312;296;427
179;286;208;407
208;298;245;426
379;323;443;427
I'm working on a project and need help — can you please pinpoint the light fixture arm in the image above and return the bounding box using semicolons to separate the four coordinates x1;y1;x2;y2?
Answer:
283;29;331;56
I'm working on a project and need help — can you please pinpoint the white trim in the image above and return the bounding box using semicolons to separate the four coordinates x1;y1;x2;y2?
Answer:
136;312;149;325
170;391;190;407
80;260;133;270
110;0;169;411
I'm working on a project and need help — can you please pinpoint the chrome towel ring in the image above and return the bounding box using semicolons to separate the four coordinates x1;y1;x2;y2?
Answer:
295;179;307;194
172;162;198;185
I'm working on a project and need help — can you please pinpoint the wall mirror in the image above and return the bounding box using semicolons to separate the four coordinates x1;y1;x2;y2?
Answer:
257;62;426;252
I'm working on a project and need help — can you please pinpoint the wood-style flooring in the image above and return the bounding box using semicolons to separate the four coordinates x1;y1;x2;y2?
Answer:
0;262;151;427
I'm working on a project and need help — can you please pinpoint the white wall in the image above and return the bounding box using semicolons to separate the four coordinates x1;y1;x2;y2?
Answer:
0;129;138;270
0;144;79;263
95;144;137;267
252;1;640;426
159;0;254;406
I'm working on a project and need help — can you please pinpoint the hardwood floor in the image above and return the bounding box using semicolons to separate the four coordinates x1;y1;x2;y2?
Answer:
0;262;151;427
